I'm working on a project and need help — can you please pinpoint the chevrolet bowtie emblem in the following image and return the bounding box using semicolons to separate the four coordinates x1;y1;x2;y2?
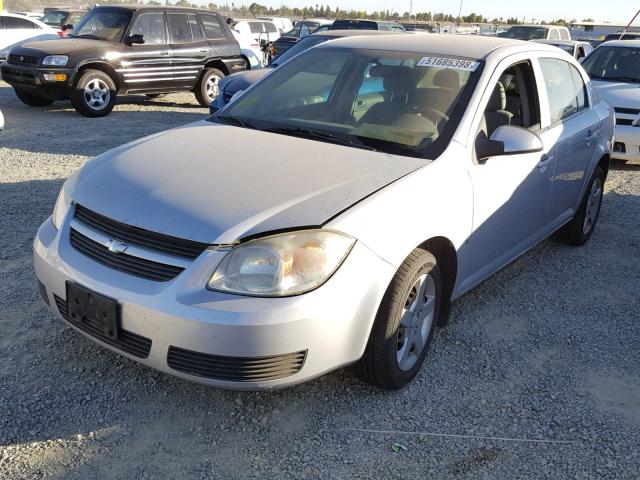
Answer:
19;56;24;62
105;239;128;254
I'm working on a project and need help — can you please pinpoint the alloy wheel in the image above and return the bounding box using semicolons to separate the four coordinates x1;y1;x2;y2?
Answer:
83;78;110;110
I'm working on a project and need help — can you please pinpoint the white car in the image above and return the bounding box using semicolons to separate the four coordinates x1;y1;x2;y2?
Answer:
232;19;280;65
581;40;640;162
231;30;265;69
35;35;613;390
501;25;571;41
256;16;292;34
532;39;593;61
0;13;57;51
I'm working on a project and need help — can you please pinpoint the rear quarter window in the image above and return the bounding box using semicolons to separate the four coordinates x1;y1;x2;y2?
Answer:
199;13;226;39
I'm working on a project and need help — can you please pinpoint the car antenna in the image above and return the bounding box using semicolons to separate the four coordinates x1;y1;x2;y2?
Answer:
619;8;640;40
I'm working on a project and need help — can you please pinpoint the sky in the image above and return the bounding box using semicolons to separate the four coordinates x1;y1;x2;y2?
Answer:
244;0;639;23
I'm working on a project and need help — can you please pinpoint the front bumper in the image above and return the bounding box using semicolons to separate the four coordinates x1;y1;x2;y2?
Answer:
34;216;395;390
613;124;640;162
0;63;75;99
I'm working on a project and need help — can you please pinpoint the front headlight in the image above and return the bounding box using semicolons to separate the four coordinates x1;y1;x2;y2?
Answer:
207;230;355;297
42;55;68;66
51;176;74;230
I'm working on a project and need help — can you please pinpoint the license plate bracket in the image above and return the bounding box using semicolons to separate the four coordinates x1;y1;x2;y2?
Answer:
66;282;119;340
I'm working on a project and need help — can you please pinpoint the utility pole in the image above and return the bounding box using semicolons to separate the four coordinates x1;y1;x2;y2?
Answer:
457;0;463;21
409;0;413;16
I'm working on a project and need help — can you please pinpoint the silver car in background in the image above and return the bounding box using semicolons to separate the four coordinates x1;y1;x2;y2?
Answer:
34;35;614;390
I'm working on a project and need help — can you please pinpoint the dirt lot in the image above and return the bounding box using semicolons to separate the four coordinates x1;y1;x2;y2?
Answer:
1;81;639;479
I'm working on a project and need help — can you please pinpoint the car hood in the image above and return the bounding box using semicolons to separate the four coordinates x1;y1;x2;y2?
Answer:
592;80;640;109
10;38;115;56
72;121;427;244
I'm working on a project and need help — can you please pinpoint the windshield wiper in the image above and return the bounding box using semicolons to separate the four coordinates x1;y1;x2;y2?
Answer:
75;34;103;40
264;127;379;152
603;76;640;84
215;114;255;129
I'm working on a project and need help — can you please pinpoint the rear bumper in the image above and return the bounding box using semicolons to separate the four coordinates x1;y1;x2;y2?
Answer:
0;63;75;99
613;124;640;162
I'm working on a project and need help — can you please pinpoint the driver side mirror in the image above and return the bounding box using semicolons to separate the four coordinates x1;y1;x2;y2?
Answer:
476;125;543;162
124;34;145;46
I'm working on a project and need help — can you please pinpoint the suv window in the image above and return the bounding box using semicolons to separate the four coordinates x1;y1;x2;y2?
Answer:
4;16;38;29
72;8;133;42
199;13;225;39
263;21;277;33
549;29;560;40
249;21;263;34
559;29;570;40
130;12;167;45
540;58;585;124
168;13;203;44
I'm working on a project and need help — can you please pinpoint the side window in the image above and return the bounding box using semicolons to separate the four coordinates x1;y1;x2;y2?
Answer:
187;13;205;42
249;22;263;34
129;12;167;45
199;14;225;39
540;58;581;123
548;29;560;40
559;29;570;40
4;16;39;29
263;22;277;33
569;65;588;110
300;23;311;37
168;13;195;44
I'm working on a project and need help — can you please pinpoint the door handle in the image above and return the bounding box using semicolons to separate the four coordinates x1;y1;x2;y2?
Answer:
537;153;554;170
585;130;597;146
199;49;208;53
160;51;169;56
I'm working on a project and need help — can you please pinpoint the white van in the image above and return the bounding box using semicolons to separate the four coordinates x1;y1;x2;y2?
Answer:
232;19;281;66
256;16;292;34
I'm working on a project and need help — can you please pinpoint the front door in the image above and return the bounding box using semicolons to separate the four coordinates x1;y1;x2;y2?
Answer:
460;59;555;289
119;11;171;92
167;12;208;90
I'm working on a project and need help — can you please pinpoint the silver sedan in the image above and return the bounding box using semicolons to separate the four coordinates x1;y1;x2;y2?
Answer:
35;34;614;390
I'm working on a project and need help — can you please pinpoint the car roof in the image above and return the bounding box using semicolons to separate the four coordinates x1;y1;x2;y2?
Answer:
317;33;546;59
312;29;396;38
600;40;640;47
92;4;215;12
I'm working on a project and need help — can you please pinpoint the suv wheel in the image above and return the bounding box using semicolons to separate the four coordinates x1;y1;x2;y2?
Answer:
14;89;54;107
70;69;117;117
195;68;225;107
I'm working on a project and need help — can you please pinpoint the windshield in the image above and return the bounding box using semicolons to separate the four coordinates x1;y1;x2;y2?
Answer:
582;46;640;83
215;48;482;159
332;20;378;30
272;35;329;66
502;26;547;40
70;8;132;42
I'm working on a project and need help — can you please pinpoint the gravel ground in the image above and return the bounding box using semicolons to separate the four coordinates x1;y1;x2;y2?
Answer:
1;81;639;479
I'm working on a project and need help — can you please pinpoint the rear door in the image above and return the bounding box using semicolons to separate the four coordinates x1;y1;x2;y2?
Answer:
120;11;171;92
538;57;599;222
167;12;208;90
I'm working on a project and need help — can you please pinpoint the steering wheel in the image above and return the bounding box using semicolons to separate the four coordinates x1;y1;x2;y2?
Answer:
420;107;450;135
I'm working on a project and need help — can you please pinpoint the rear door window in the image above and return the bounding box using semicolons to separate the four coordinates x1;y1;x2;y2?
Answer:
540;58;582;124
549;29;560;40
168;13;201;44
4;16;39;29
263;22;277;33
199;13;225;39
249;22;263;34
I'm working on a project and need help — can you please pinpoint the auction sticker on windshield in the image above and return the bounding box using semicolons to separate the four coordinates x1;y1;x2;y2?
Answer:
417;57;480;71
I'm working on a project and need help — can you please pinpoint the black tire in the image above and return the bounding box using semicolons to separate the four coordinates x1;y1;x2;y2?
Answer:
70;69;117;117
555;166;604;246
195;68;225;107
145;93;166;100
14;89;54;107
355;249;441;390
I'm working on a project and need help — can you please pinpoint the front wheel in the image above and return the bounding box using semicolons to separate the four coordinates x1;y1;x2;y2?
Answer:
14;89;54;107
70;69;117;117
555;166;604;245
195;68;225;107
355;249;441;390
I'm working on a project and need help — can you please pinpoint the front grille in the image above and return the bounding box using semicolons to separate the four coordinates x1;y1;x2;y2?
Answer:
1;67;36;85
167;346;306;382
70;228;184;281
37;280;49;306
74;204;208;259
8;54;38;66
54;294;152;358
614;107;640;115
616;118;635;126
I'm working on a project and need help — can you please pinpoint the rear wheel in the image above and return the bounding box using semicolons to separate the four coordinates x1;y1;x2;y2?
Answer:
70;69;117;117
14;89;54;107
195;68;225;107
555;166;604;245
355;249;441;390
